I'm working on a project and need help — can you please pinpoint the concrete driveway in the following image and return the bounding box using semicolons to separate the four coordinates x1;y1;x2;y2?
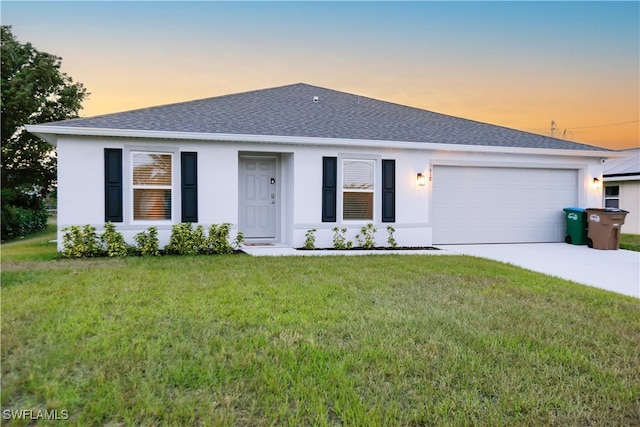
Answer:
437;243;640;298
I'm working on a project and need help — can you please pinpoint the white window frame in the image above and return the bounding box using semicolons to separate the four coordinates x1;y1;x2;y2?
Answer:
341;158;376;222
130;150;175;224
604;185;620;209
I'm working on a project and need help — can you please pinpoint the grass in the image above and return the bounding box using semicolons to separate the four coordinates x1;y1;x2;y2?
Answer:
0;222;58;262
620;233;640;252
2;229;639;426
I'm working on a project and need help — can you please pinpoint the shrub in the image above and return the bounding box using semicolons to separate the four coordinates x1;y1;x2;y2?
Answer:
101;222;129;257
82;225;101;257
207;223;234;254
232;231;244;250
165;223;200;255
133;227;160;256
60;222;242;258
304;229;317;250
386;225;398;248
1;203;48;241
0;204;18;240
356;223;377;249
61;225;101;258
193;225;208;254
61;226;83;258
166;223;244;255
332;227;353;250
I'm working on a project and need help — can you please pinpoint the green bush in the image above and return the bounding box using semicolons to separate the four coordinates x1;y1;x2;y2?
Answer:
386;225;398;248
356;223;377;249
304;229;317;250
60;223;241;258
207;223;234;254
1;203;48;241
167;222;240;255
101;222;129;257
134;227;160;256
332;227;353;250
1;204;19;240
232;231;244;250
61;225;101;258
165;223;200;255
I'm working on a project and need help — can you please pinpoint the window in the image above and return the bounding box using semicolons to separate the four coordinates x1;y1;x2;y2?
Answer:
604;185;619;209
132;152;172;220
343;159;375;220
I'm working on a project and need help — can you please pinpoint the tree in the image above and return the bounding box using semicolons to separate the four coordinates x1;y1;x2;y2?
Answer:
1;25;88;238
1;25;88;205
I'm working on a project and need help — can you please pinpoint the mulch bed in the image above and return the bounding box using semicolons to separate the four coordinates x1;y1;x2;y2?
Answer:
297;246;440;251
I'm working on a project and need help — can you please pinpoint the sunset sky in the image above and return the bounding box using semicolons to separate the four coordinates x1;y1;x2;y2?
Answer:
3;1;638;149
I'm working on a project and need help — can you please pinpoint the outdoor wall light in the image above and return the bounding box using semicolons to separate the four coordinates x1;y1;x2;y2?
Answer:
416;173;426;186
592;177;602;190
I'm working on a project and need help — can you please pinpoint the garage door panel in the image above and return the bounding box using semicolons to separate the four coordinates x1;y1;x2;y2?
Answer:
435;221;567;245
433;166;578;244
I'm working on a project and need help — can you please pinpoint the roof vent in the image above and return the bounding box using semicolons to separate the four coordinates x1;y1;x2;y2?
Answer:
313;96;319;103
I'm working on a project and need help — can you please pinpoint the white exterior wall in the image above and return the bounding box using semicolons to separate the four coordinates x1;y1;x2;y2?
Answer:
57;136;243;249
55;135;605;250
57;138;106;229
604;179;640;234
290;145;432;248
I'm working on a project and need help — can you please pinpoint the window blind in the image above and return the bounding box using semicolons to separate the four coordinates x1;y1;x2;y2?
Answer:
132;153;172;186
343;160;374;190
132;152;172;220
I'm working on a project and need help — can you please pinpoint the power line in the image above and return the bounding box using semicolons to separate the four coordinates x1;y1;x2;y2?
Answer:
549;119;638;139
566;120;639;130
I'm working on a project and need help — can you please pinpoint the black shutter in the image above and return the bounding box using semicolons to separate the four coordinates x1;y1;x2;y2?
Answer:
382;159;395;223
322;157;337;222
181;152;198;223
104;148;123;222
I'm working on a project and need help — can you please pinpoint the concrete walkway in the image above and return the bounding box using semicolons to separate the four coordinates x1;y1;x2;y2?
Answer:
242;243;640;298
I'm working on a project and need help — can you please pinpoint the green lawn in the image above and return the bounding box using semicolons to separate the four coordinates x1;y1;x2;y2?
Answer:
620;233;640;252
2;230;639;426
0;222;58;261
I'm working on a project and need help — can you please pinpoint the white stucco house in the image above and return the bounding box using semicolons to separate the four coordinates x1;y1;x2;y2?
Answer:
603;148;639;234
26;83;611;250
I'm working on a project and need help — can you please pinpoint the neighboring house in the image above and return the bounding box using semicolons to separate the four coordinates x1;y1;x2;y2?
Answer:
603;148;640;234
26;83;610;249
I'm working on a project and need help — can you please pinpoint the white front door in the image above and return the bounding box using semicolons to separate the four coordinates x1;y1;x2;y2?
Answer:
239;156;278;239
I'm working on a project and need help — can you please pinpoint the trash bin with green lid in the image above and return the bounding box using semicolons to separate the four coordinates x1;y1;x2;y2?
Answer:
586;208;629;250
563;207;588;245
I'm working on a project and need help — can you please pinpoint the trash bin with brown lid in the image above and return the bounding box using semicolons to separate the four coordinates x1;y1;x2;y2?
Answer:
586;208;629;250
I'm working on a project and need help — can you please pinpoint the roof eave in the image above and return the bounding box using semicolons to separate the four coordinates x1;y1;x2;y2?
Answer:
25;124;613;158
604;173;640;182
25;126;58;145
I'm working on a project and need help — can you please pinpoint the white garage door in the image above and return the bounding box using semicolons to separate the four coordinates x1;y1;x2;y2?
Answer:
432;166;578;244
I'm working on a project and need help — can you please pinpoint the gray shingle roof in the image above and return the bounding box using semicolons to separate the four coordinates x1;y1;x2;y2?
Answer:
603;148;640;176
38;83;605;151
